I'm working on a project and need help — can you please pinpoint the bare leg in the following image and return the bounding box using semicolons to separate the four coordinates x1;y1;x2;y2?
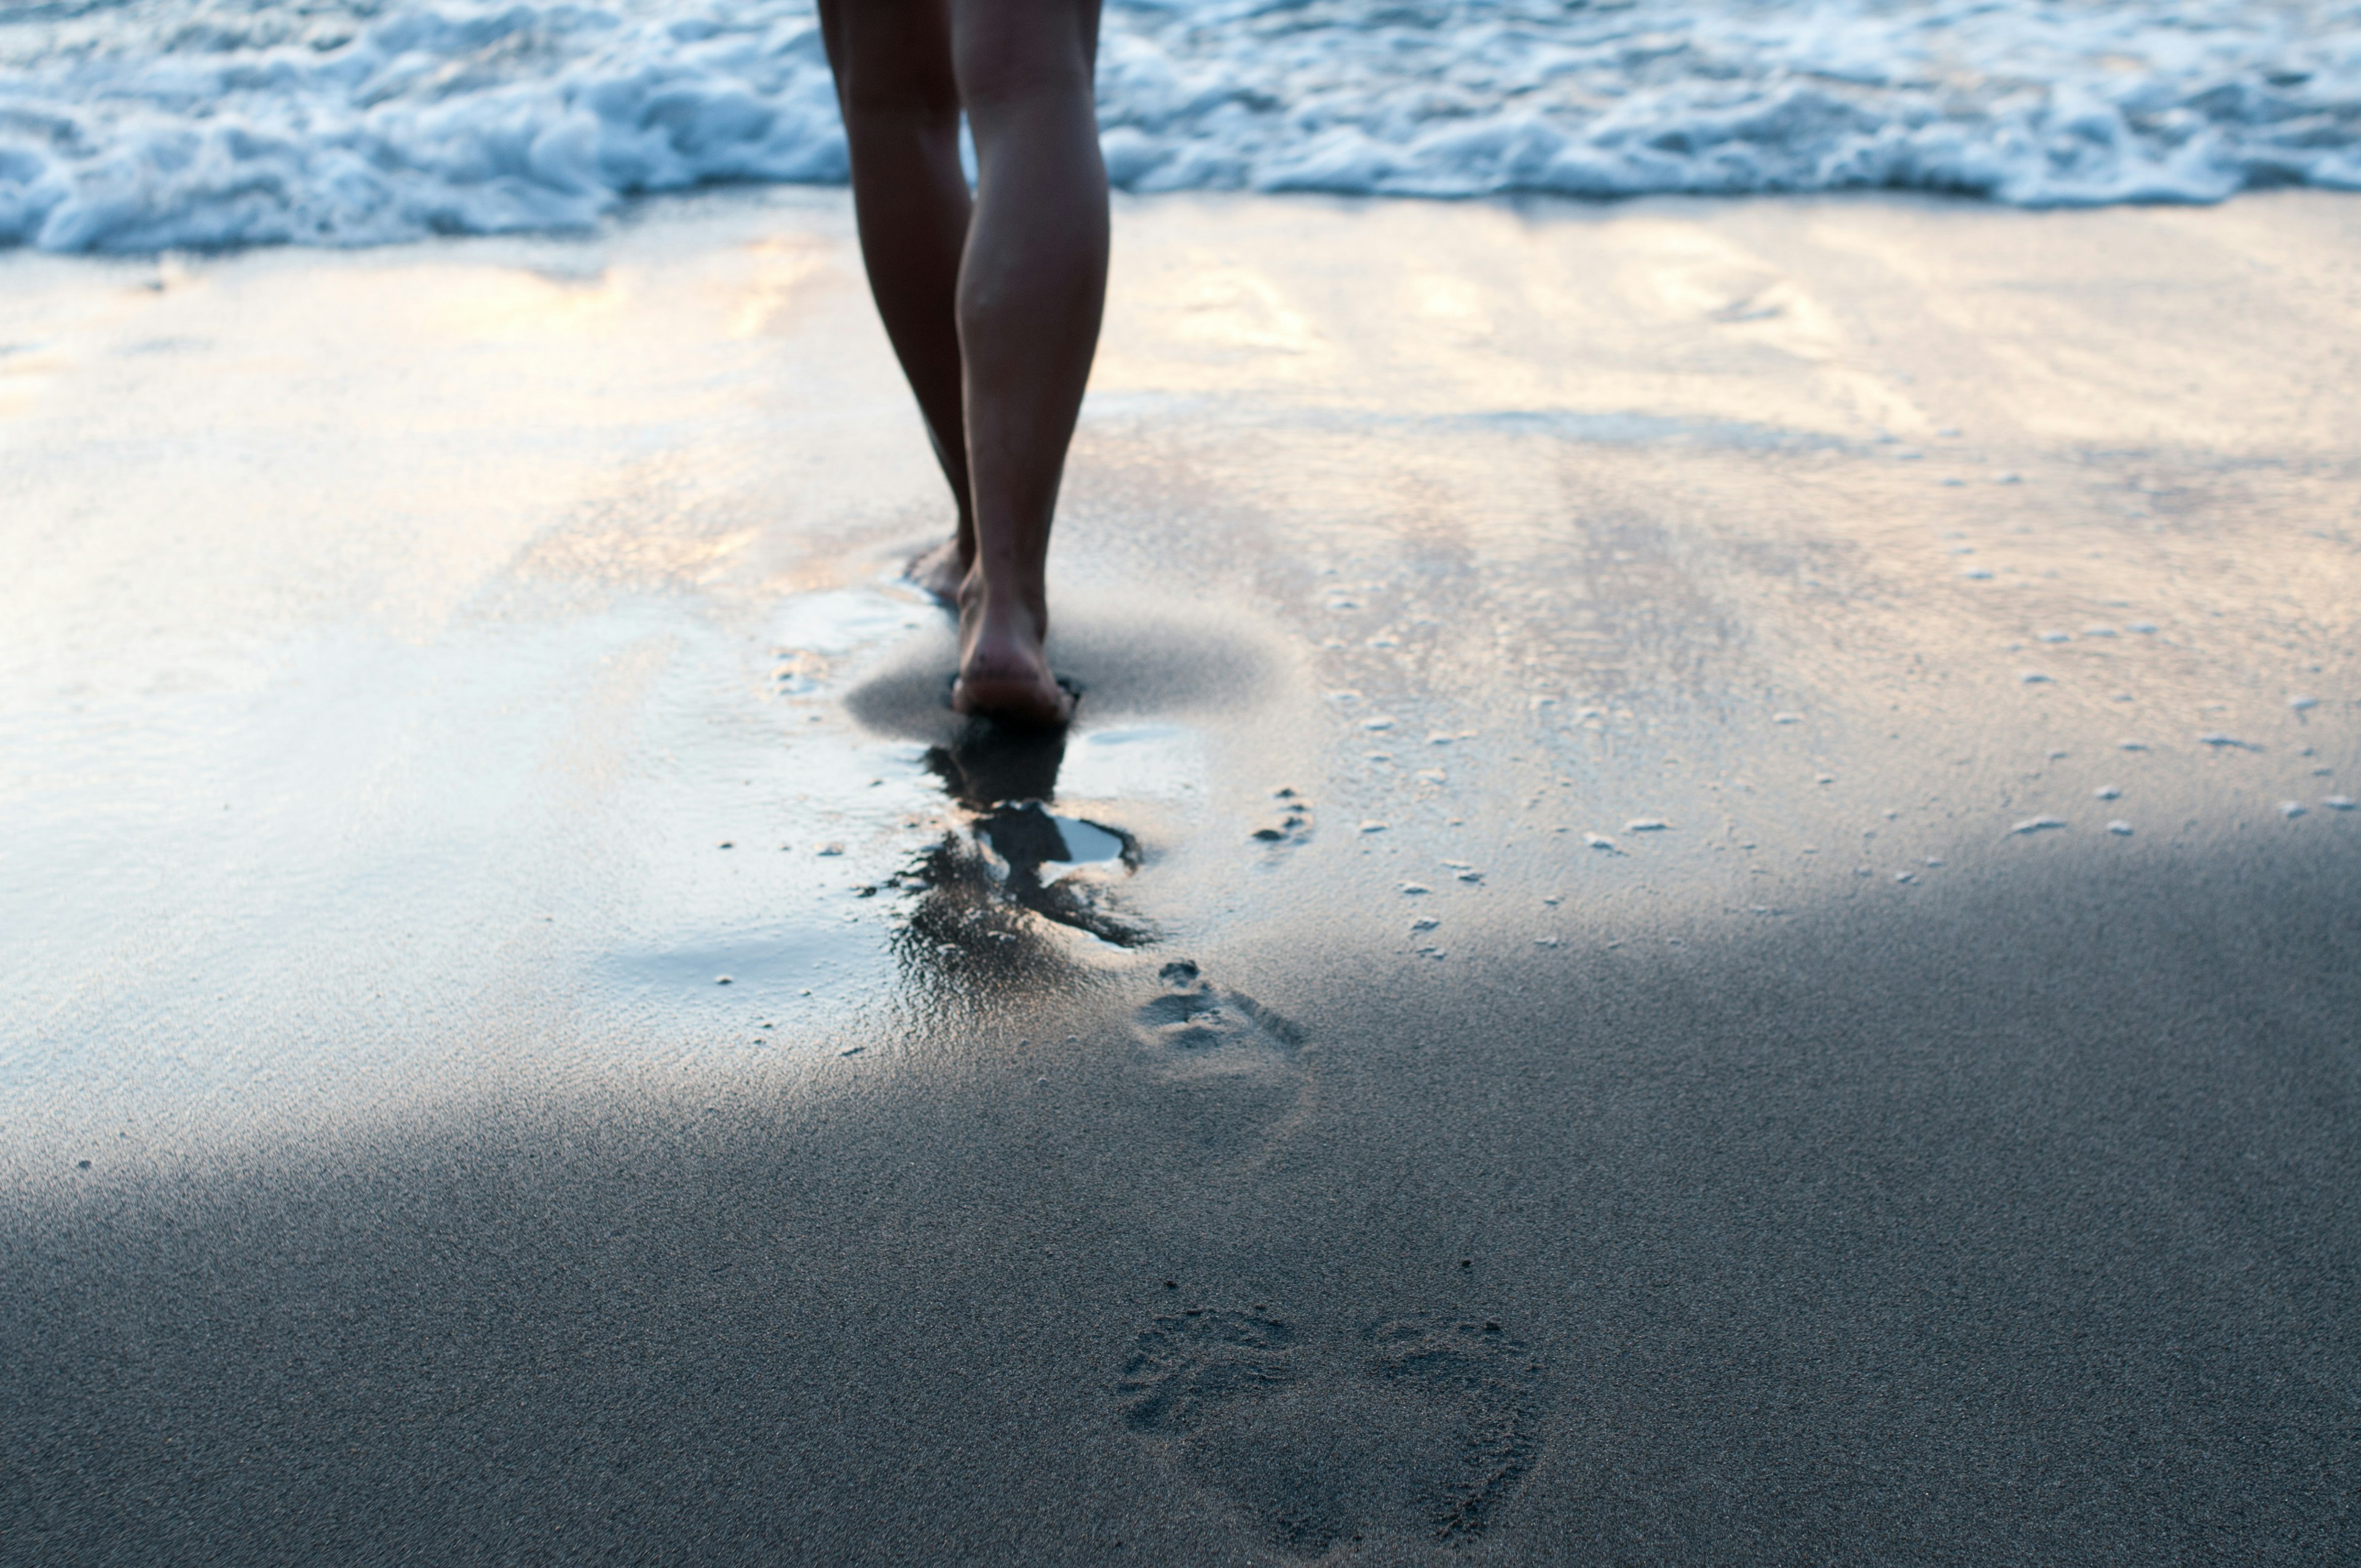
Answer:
945;0;1108;724
818;0;976;601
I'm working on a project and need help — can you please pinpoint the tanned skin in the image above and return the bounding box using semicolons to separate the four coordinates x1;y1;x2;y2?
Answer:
818;0;1109;726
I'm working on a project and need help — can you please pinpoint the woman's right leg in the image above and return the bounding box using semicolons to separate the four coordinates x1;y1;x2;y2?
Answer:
944;0;1109;724
818;0;976;600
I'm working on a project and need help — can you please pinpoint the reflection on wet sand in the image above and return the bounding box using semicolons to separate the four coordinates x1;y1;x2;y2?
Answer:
892;719;1152;999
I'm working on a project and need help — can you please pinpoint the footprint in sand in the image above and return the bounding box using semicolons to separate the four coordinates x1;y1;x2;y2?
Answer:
1251;786;1315;849
1131;960;1302;1071
1118;1308;1544;1556
1128;961;1308;1162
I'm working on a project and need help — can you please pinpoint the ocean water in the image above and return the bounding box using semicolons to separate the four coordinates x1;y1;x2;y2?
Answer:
2;0;2357;251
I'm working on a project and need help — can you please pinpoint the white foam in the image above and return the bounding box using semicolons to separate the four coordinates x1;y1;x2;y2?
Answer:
7;0;2359;253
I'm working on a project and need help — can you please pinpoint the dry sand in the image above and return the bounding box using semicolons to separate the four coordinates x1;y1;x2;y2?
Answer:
4;188;2359;1562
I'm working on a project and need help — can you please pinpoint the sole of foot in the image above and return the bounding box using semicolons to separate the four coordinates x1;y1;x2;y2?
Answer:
951;668;1076;728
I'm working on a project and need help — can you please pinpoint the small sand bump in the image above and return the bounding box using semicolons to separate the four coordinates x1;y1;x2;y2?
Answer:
2020;671;2052;684
2282;801;2308;818
2199;733;2258;750
2108;820;2134;834
1399;882;1431;895
1773;711;1802;724
1359;820;1388;833
2038;631;2070;643
1923;857;1944;867
2095;785;2121;799
2010;817;2067;835
2085;625;2118;637
1626;818;1669;832
2119;740;2149;751
1362;716;1396;731
2288;694;2318;711
2128;622;2157;633
1893;871;1915;883
1583;833;1616;850
1963;568;1993;579
715;975;732;985
1410;917;1439;932
2323;796;2355;810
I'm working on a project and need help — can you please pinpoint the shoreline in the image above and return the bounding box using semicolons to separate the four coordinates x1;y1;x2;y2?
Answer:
4;183;2357;1561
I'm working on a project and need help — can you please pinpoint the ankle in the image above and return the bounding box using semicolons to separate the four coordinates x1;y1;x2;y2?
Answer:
957;572;1047;628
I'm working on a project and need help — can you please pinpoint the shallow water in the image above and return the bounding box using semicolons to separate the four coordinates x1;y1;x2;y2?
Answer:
4;0;2359;251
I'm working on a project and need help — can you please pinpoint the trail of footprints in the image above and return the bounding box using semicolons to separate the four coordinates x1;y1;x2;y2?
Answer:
1119;1306;1544;1556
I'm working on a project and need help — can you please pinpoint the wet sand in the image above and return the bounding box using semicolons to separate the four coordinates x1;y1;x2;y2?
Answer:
4;188;2359;1562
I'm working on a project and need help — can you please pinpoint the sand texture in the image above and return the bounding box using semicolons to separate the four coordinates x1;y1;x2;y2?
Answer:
3;188;2359;1562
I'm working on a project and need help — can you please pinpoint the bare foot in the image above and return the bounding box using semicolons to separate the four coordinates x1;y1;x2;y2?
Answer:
952;585;1074;727
906;537;968;605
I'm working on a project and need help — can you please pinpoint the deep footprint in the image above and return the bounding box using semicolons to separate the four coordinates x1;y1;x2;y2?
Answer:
1118;1307;1544;1556
1131;960;1303;1069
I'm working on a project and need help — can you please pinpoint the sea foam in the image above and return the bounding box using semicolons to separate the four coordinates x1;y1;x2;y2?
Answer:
4;0;2358;252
